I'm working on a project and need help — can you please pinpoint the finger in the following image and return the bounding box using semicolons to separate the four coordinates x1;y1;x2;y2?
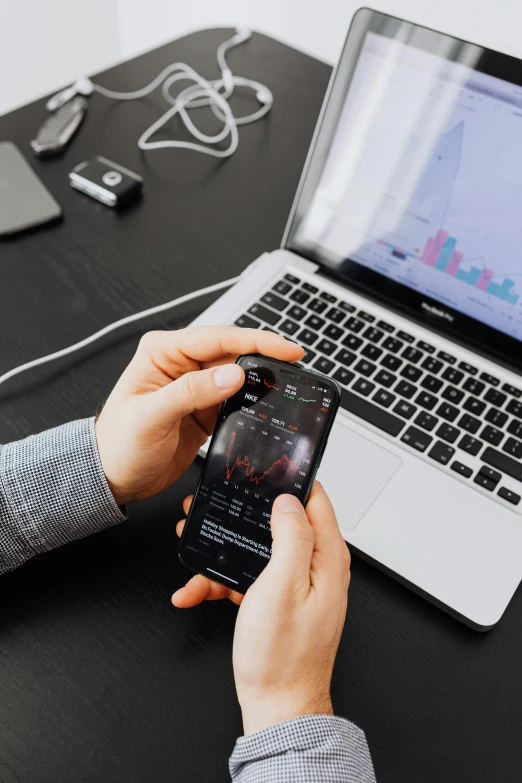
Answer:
172;574;243;607
265;493;315;588
176;519;185;537
135;326;304;378
306;482;350;588
183;495;193;515
153;363;246;423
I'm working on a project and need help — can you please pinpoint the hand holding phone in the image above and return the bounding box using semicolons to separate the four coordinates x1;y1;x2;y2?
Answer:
178;355;341;593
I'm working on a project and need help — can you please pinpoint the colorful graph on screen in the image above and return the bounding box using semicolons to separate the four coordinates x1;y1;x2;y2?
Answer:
225;431;300;486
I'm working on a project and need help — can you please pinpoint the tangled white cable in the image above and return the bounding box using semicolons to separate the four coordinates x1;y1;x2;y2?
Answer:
46;28;273;159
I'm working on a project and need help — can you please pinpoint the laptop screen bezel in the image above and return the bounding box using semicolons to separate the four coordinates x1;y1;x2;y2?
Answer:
283;7;522;375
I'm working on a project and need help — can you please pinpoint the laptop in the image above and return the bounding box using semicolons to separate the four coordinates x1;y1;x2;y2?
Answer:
192;8;522;629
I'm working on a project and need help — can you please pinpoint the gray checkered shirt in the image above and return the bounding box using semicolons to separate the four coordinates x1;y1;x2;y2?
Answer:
0;417;376;782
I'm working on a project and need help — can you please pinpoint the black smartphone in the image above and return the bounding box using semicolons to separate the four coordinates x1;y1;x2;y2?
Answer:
178;354;341;594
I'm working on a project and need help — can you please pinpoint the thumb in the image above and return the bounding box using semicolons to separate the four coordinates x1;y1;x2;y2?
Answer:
265;494;315;586
154;363;244;422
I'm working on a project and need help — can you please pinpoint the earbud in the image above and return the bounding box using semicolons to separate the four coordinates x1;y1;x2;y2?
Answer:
46;76;94;112
256;88;272;105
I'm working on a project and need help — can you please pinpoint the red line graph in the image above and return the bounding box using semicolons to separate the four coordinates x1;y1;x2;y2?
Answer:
225;431;299;485
263;378;280;390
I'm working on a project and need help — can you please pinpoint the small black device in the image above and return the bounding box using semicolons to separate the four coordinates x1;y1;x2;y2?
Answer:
178;355;340;593
69;156;143;207
30;97;87;157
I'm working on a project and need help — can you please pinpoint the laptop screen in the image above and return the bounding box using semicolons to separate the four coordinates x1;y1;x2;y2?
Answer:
286;11;522;366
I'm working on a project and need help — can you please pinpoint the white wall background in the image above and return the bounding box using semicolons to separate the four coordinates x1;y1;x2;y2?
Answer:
2;0;522;116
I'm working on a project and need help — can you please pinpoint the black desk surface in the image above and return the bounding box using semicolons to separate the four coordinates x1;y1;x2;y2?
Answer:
0;28;520;783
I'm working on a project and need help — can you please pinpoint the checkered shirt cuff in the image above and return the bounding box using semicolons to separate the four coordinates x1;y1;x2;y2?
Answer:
230;714;376;782
0;417;126;574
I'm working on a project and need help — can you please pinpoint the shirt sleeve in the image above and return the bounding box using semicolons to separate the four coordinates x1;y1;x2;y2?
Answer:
0;417;126;574
229;714;377;783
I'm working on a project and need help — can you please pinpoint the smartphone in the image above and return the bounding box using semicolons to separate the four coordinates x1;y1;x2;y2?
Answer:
178;354;341;594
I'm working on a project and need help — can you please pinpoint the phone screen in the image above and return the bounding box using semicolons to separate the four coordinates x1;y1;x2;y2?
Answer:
179;355;340;593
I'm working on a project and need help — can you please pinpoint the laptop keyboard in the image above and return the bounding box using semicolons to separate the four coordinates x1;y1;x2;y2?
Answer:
234;272;522;509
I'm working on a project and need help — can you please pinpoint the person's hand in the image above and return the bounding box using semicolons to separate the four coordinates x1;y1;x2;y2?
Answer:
95;326;303;505
173;482;351;734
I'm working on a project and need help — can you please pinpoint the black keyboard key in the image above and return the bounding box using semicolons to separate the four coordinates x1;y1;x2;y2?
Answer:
463;377;485;396
393;400;417;419
459;434;482;456
320;291;337;303
279;319;300;336
333;367;355;386
302;282;318;293
436;402;459;422
305;314;326;330
287;304;307;321
313;356;335;374
361;344;383;361
358;310;375;323
346;316;365;334
442;367;464;385
297;328;319;345
479;425;503;446
381;354;403;372
248;303;281;325
415;391;438;411
507;419;522;439
309;298;328;314
290;289;310;305
498;487;521;505
458;413;481;434
463;396;486;416
260;291;288;311
377;320;394;333
415;411;438;431
442;385;465;404
343;334;363;351
458;361;478;376
334;348;356;367
284;273;300;284
397;330;414;343
502;437;522;459
382;337;403;354
421;375;443;394
421;357;443;374
479;372;500;387
417;340;435;354
437;351;456;365
482;447;522;483
485;408;508;428
474;466;501;491
302;348;316;364
437;423;460;444
502;383;522;399
506;399;522;419
395;380;417;399
235;314;260;329
484;388;507;408
323;324;344;341
325;307;346;324
401;426;433;452
374;370;396;388
273;280;292;295
262;326;276;332
339;301;356;312
352;378;375;397
341;389;404;435
373;389;396;409
363;327;384;344
428;441;455;465
451;461;473;478
401;364;422;382
316;339;337;356
402;346;423;364
354;359;376;377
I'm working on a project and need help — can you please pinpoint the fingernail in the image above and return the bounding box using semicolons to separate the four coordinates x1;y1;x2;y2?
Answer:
213;364;243;390
274;494;304;513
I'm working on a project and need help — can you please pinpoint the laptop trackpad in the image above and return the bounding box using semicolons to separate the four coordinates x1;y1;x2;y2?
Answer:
317;420;402;532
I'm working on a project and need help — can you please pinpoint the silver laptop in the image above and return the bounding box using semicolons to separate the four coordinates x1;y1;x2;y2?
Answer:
192;8;522;629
